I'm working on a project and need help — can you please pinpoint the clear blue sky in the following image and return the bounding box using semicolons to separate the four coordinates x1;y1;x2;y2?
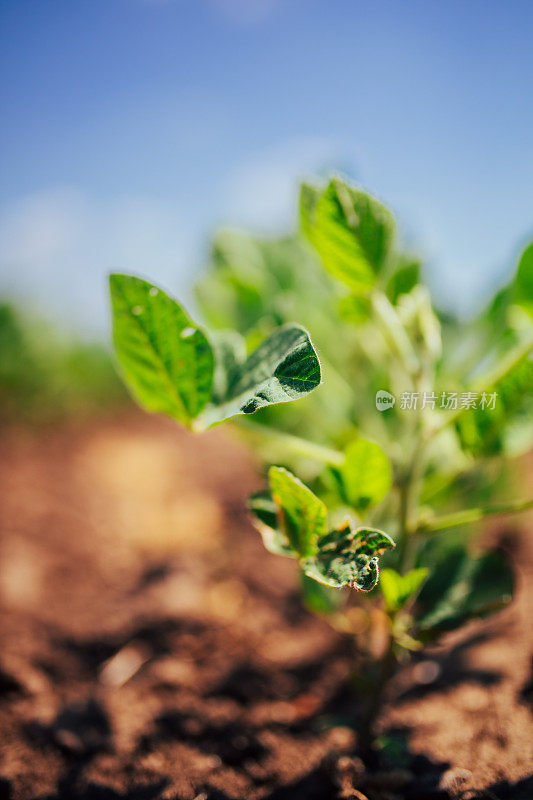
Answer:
1;0;533;333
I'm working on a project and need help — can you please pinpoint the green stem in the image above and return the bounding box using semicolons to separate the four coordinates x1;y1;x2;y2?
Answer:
421;497;533;533
371;291;419;378
360;639;397;752
235;418;345;467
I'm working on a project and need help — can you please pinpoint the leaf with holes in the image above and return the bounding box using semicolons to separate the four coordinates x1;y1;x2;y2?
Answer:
304;521;395;591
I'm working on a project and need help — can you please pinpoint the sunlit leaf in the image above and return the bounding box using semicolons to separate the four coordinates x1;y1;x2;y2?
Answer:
380;567;428;613
268;466;326;558
514;241;533;317
201;324;321;425
300;178;394;294
386;257;421;304
340;439;392;511
109;274;214;426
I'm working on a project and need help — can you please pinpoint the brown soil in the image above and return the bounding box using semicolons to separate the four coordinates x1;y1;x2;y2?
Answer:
0;413;532;800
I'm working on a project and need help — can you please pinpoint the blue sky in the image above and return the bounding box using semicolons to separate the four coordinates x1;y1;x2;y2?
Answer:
1;0;533;334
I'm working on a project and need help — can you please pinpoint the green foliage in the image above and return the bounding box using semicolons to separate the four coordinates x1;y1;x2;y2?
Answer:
415;546;514;638
385;258;421;304
338;438;392;511
380;568;428;613
110;274;321;430
110;274;213;426
300;179;394;294
108;174;533;739
514;241;533;316
0;301;125;424
202;325;321;425
303;522;395;591
268;466;326;557
249;467;395;591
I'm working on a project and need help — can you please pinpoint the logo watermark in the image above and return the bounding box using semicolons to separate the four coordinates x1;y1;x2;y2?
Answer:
375;390;396;411
375;390;498;412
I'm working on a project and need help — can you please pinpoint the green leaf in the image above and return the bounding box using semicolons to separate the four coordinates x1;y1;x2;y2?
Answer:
514;241;533;316
385;258;421;304
304;520;395;591
304;550;379;592
300;571;346;615
210;331;247;404
248;490;296;557
414;547;514;638
455;353;533;458
338;294;371;325
380;568;428;613
300;178;394;294
351;526;397;555
201;324;321;426
341;439;392;511
268;466;327;558
109;274;214;426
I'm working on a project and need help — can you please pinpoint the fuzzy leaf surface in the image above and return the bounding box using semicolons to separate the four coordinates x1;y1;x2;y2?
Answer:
201;324;321;425
109;274;213;425
268;466;327;558
301;179;394;293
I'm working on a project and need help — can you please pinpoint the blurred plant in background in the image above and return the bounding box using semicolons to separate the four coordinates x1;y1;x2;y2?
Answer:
0;301;127;424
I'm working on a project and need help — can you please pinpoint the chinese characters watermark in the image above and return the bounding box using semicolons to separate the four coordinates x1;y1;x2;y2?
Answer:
376;390;498;412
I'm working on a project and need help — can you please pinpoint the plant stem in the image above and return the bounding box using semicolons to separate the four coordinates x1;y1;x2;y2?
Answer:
235;418;345;467
371;291;419;378
421;497;533;533
360;638;398;753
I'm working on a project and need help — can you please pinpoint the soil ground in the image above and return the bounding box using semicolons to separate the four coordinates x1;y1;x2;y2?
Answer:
0;413;532;800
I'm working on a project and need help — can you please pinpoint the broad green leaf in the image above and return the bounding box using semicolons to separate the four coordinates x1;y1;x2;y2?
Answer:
304;551;379;592
109;274;213;426
386;258;421;304
300;572;346;615
455;354;533;457
514;241;533;316
304;520;395;591
201;324;321;426
210;331;246;404
338;294;371;325
414;547;514;638
341;439;392;511
248;490;295;557
351;526;397;555
300;179;394;294
268;466;326;558
380;568;428;613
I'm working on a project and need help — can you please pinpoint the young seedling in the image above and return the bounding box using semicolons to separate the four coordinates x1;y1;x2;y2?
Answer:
109;176;533;752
